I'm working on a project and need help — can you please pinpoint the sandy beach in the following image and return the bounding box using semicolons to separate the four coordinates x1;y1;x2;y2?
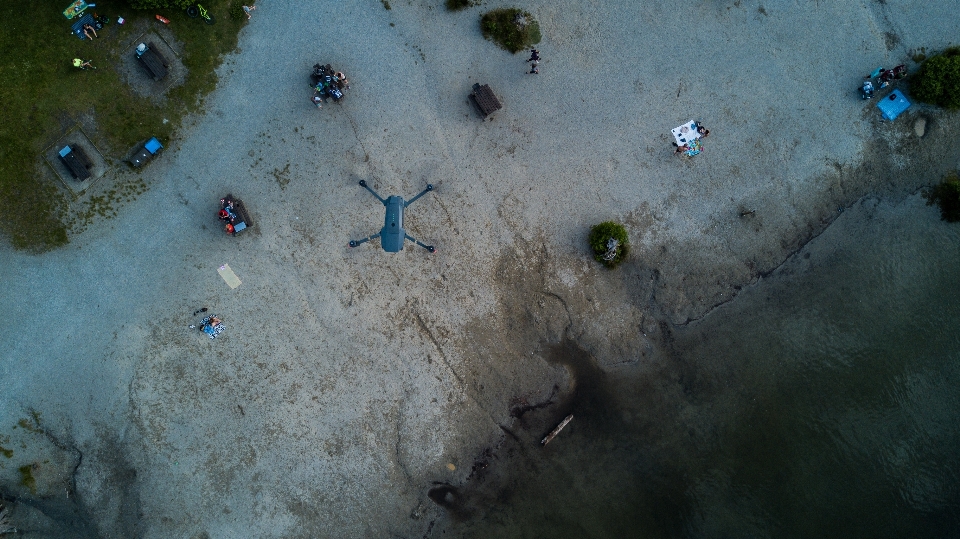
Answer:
2;0;960;537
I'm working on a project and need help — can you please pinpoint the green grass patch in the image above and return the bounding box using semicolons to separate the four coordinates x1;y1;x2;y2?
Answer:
926;171;960;222
480;8;541;54
0;0;246;251
911;46;960;110
589;221;629;268
445;0;474;11
19;464;37;493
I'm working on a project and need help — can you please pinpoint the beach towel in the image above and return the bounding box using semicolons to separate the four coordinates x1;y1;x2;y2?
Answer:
684;138;703;157
218;264;241;289
199;316;225;339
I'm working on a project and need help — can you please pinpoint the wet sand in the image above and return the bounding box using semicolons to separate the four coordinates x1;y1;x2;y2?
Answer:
1;1;960;537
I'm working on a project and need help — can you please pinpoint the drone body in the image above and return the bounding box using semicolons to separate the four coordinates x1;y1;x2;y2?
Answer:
349;180;435;253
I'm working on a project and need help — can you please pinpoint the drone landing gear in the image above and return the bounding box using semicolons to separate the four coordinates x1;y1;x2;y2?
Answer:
405;233;436;253
348;234;378;248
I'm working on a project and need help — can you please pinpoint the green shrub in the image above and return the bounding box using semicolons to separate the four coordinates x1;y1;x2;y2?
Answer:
480;8;541;54
446;0;473;11
127;0;194;9
911;47;960;109
927;172;960;222
589;222;629;268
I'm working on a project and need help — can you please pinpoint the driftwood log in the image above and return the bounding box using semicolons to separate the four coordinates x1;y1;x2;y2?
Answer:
541;414;573;446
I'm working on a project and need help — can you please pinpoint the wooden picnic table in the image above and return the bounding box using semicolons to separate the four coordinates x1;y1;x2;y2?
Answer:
470;83;502;119
136;42;169;81
58;145;92;181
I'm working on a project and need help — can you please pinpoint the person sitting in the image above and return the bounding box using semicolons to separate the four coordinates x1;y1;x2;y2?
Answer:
202;316;222;337
225;223;235;234
73;58;94;69
675;144;689;155
218;209;231;221
83;24;97;39
697;126;711;137
335;72;350;89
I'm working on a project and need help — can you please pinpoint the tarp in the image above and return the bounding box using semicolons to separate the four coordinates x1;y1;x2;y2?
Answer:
877;89;911;121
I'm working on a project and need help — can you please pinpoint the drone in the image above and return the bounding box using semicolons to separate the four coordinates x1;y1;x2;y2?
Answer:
348;180;436;253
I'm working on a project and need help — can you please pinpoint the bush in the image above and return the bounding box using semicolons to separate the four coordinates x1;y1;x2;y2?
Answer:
127;0;194;9
927;172;960;222
480;8;541;54
589;222;629;268
446;0;474;11
911;47;960;109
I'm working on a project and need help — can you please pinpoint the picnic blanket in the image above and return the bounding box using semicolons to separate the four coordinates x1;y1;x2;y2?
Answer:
684;138;703;157
70;13;95;40
199;316;226;339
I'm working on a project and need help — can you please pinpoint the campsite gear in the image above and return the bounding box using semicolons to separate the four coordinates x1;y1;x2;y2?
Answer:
877;89;911;121
155;14;170;24
219;195;252;236
860;80;875;99
310;63;348;103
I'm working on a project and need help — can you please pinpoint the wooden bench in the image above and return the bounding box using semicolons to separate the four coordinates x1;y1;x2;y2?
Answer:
136;42;169;81
58;145;92;181
470;83;502;119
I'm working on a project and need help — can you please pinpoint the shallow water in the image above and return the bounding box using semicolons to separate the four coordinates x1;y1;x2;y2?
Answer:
449;196;960;538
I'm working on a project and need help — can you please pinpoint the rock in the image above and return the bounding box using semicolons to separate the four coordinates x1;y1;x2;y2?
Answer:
914;117;927;137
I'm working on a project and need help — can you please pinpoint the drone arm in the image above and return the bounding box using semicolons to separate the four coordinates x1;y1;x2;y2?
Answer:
349;233;379;248
359;180;386;204
404;184;434;208
404;233;436;253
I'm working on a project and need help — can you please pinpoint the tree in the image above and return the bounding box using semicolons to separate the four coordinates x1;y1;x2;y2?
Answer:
911;47;960;109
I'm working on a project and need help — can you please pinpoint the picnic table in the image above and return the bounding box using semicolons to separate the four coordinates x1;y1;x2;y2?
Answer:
136;43;169;81
58;145;92;180
130;137;163;167
470;83;502;119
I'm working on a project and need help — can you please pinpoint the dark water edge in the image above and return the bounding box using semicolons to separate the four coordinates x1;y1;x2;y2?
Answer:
447;195;960;539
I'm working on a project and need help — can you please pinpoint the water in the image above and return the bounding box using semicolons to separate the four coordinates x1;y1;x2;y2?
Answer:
448;195;960;538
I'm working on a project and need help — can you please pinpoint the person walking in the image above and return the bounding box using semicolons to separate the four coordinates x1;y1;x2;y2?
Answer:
529;62;539;74
527;48;540;62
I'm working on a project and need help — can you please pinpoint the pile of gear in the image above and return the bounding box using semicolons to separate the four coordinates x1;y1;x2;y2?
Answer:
860;64;907;99
311;63;349;107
